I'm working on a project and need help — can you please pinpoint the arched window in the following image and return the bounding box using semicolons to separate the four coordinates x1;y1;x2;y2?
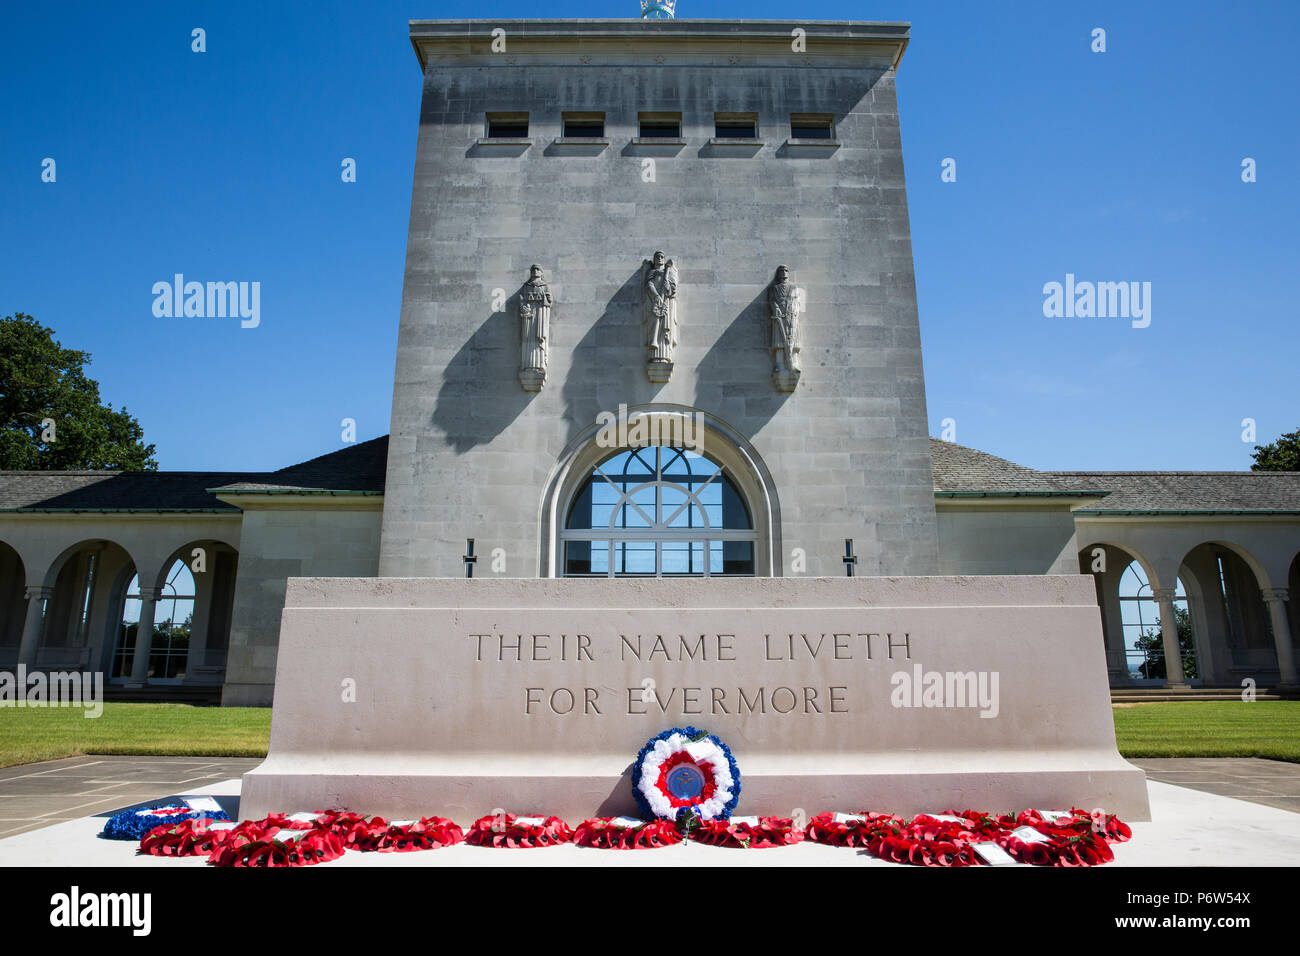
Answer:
1118;561;1196;682
561;445;756;577
111;560;195;681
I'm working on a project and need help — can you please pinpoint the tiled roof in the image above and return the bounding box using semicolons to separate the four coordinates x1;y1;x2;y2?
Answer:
208;436;388;495
0;471;248;511
0;437;389;511
930;438;1300;514
1053;471;1300;514
928;439;1106;496
2;436;1295;515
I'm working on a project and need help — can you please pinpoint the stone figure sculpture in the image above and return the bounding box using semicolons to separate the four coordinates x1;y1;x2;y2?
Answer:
518;264;552;391
642;251;678;383
768;264;803;391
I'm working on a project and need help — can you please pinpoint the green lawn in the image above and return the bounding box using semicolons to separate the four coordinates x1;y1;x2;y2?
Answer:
1;700;1297;769
0;703;270;769
1111;700;1300;761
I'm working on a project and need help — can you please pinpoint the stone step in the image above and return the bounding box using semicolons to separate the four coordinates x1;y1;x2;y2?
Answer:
1111;688;1286;704
103;684;223;706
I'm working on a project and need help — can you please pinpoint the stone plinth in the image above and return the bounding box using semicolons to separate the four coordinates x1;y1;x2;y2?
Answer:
239;576;1150;821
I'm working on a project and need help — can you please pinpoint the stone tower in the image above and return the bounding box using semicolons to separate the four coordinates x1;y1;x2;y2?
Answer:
380;19;939;579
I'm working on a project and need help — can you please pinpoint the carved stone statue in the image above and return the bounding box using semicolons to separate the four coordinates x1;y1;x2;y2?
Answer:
518;264;552;391
768;264;803;391
642;251;678;383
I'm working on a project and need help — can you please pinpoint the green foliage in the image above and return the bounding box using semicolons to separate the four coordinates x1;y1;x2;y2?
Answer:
1251;428;1300;471
0;313;156;470
1135;605;1198;680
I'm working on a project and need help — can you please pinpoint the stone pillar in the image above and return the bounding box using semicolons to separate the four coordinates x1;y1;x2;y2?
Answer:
1152;587;1187;688
184;561;216;682
16;586;51;667
1262;588;1297;688
126;586;161;688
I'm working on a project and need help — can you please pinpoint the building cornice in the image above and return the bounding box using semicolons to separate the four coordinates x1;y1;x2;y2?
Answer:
211;491;384;512
409;19;909;73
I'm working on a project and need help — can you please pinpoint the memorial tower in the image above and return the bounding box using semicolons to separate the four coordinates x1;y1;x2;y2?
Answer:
379;19;939;580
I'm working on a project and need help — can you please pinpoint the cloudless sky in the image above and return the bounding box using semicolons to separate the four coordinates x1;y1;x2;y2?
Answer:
2;1;1295;473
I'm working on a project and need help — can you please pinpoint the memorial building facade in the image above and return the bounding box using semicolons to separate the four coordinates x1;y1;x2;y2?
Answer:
0;19;1297;708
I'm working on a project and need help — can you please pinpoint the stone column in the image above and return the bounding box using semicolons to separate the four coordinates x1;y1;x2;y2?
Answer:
1152;587;1187;688
16;586;51;667
1262;588;1297;688
126;586;161;688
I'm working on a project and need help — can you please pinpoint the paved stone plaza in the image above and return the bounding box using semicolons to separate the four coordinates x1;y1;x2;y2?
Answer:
1;755;1298;866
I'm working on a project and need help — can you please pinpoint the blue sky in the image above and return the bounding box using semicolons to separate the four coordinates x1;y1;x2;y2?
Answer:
2;0;1295;473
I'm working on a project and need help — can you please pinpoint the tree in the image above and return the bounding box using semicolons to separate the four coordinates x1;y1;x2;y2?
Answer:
1135;605;1198;681
1251;428;1300;471
0;313;156;470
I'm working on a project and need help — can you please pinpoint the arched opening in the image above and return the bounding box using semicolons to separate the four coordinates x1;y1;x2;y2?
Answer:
107;540;239;686
0;541;26;662
561;445;756;577
113;559;194;683
1290;551;1300;650
1078;542;1161;686
39;540;135;671
1117;560;1196;683
1176;542;1280;684
541;406;780;577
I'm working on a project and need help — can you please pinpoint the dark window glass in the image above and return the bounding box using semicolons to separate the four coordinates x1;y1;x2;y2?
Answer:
639;121;681;138
715;122;757;139
791;122;832;139
487;117;528;138
564;120;605;138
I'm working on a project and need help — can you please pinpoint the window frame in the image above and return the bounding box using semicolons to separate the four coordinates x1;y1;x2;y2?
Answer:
559;445;758;578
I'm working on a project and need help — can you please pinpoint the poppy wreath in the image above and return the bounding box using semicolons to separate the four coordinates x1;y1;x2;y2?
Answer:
805;811;904;848
208;823;346;868
351;816;464;852
464;813;574;848
807;808;1131;867
101;803;232;841
1015;808;1133;843
692;815;807;849
989;809;1129;866
631;726;741;825
860;814;988;867
573;817;683;849
138;818;240;858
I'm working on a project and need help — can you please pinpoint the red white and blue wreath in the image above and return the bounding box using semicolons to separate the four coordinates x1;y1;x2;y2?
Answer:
100;798;230;841
632;726;740;825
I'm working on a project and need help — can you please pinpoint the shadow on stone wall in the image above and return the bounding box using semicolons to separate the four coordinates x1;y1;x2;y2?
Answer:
694;286;792;432
560;269;659;450
431;293;536;453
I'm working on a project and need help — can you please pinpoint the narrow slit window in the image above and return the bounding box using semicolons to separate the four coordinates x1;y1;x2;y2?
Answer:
638;112;682;138
563;112;605;138
486;112;529;138
714;113;758;139
790;114;834;140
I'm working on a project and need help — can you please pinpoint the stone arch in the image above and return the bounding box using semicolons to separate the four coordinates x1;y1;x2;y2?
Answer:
1077;541;1167;686
1289;551;1300;649
0;539;26;655
1178;540;1293;688
539;404;782;577
1193;538;1274;592
146;538;240;685
31;538;136;670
